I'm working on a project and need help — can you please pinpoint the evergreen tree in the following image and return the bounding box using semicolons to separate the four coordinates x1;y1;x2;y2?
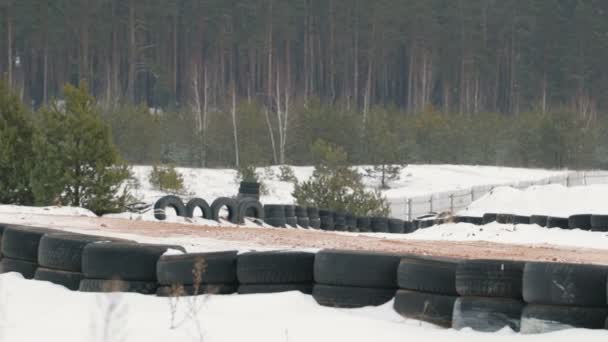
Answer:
31;84;132;215
293;140;389;216
0;81;36;204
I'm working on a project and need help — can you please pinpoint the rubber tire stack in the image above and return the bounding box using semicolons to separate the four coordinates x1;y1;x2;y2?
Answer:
284;205;298;227
295;206;310;228
356;217;371;232
319;210;335;231
156;251;238;296
520;262;608;333
307;207;321;229
35;233;117;290
393;256;459;327
0;225;58;279
345;213;358;232
263;205;286;228
80;242;185;294
590;215;608;232
333;212;347;231
370;217;389;233
388;219;405;234
313;250;399;308
237;251;315;294
453;259;525;332
238;181;260;200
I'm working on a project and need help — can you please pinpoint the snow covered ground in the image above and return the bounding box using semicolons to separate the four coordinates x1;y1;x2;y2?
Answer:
129;164;567;207
0;273;606;342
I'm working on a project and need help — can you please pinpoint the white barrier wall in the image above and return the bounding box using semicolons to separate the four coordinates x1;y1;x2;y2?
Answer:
388;171;608;220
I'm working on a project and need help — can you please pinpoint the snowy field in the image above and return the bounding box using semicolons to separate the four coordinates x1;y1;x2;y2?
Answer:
129;164;567;207
0;273;606;342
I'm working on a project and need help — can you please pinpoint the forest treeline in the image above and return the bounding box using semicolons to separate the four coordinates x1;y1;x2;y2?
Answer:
2;1;608;169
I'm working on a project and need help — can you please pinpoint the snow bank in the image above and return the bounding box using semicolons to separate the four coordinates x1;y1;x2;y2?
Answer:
0;273;606;342
460;184;608;217
0;204;97;218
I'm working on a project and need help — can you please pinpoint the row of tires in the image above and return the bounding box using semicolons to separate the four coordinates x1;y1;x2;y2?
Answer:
456;212;608;231
153;195;263;224
0;223;606;333
263;204;429;233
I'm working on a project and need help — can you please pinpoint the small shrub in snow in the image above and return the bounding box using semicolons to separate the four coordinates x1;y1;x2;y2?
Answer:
278;165;297;183
149;164;186;194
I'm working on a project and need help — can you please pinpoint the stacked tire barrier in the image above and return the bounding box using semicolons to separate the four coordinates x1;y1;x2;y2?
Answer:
237;251;315;294
453;260;525;332
0;225;57;279
1;223;606;334
393;256;459;327
295;206;310;228
284;205;297;227
156;251;238;296
307;207;321;229
264;205;286;227
455;211;608;232
35;233;116;290
79;242;184;294
238;181;260;200
312;250;399;308
520;262;608;333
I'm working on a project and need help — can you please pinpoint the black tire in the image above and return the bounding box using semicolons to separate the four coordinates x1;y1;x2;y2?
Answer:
237;198;264;224
530;215;548;227
157;251;238;285
185;198;211;219
393;290;457;328
313;284;395;308
590;215;608;232
320;213;335;231
314;249;400;288
237;251;315;284
520;304;608;334
496;214;515;224
522;262;608;306
345;213;357;231
415;219;436;229
1;225;58;262
238;283;313;295
83;242;183;281
309;218;321;229
468;217;484;225
513;215;530;224
211;197;239;223
283;205;296;218
333;212;347;231
286;216;298;227
264;204;285;218
239;182;260;194
482;213;498;224
456;259;524;298
388;218;404;234
452;297;524;332
0;257;37;279
568;214;592;230
34;267;84;290
295;206;308;218
38;233;116;272
370;217;389;233
297;217;310;228
79;279;158;294
398;256;459;295
307;207;320;219
154;195;186;220
156;283;237;296
264;217;287;228
546;216;569;229
356;217;371;232
403;221;417;233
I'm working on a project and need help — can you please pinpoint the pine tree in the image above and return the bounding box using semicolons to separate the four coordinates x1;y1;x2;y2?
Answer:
0;81;36;204
293;140;389;216
31;84;132;215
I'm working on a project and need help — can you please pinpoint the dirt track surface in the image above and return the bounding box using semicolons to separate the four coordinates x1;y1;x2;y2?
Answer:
3;213;608;265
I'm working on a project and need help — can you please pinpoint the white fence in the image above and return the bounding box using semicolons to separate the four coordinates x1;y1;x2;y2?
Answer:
388;171;608;221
